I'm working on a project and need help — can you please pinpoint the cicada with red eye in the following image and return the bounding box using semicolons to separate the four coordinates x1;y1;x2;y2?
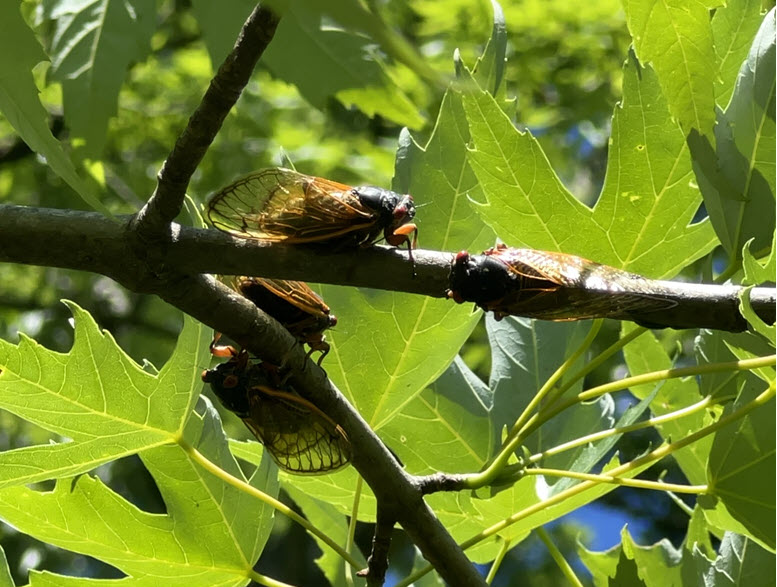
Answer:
202;351;351;475
447;243;677;323
206;168;418;259
233;276;336;364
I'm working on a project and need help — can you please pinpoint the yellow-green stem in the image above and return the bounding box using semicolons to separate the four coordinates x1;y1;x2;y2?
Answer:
469;355;774;488
516;354;775;456
248;570;296;587
400;381;775;584
548;325;646;404
484;536;512;584
527;394;716;464
507;320;602;440
525;468;707;494
345;475;365;586
181;440;361;569
537;527;584;587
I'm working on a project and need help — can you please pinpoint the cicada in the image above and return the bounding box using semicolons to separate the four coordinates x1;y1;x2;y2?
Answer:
447;244;677;322
206;168;418;256
202;351;351;475
234;276;336;364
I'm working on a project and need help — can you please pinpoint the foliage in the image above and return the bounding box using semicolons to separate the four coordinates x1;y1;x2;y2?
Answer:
0;0;775;586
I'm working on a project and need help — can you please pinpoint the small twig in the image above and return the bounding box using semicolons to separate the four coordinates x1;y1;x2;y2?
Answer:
359;508;395;586
131;4;280;238
416;472;471;495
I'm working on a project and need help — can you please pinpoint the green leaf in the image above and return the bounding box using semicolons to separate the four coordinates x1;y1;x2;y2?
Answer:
612;547;646;587
0;546;12;587
689;9;776;258
191;0;256;68
320;85;494;431
42;0;156;157
580;527;684;587
707;387;776;549
284;484;366;584
578;539;620;587
622;0;719;135
487;316;614;482
263;0;425;129
380;356;493;474
0;398;279;584
464;51;716;277
0;4;107;214
742;233;776;285
471;0;508;98
712;0;768;107
689;532;776;586
685;504;718;558
622;323;713;485
622;528;682;586
0;301;210;489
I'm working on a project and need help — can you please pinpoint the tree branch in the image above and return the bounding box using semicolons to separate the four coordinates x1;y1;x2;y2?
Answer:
0;205;774;332
132;4;280;237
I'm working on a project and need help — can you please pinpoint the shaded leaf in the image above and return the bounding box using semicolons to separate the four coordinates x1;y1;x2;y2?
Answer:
707;386;776;549
0;4;106;214
42;0;156;157
689;9;776;258
263;0;425;129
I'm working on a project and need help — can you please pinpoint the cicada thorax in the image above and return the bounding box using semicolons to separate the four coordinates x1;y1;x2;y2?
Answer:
233;276;336;363
201;352;351;475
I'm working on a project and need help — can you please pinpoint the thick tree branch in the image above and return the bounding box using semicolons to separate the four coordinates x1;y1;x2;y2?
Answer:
0;205;774;332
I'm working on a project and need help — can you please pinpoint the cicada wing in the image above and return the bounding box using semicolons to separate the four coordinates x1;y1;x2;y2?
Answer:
244;386;351;475
207;168;376;242
238;276;330;318
492;248;678;320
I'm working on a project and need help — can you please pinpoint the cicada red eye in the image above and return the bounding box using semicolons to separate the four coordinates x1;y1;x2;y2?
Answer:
223;374;240;388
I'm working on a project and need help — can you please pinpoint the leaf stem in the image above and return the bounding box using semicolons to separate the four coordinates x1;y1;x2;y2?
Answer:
536;527;584;587
526;394;717;464
506;320;602;441
248;570;296;587
524;468;707;494
401;379;776;584
180;440;361;569
484;536;512;585
345;475;365;585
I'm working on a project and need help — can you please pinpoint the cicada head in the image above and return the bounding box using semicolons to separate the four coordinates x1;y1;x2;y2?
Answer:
202;361;253;417
354;186;416;241
448;250;511;306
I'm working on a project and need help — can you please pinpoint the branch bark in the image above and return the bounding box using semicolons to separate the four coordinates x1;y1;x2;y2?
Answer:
0;205;773;332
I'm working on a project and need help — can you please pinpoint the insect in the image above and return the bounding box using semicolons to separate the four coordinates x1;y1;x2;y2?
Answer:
202;351;351;475
447;244;677;323
206;168;418;257
233;276;337;364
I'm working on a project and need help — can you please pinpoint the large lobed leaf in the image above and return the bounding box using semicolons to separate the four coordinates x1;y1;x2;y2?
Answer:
0;302;208;488
0;303;280;583
463;51;717;277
